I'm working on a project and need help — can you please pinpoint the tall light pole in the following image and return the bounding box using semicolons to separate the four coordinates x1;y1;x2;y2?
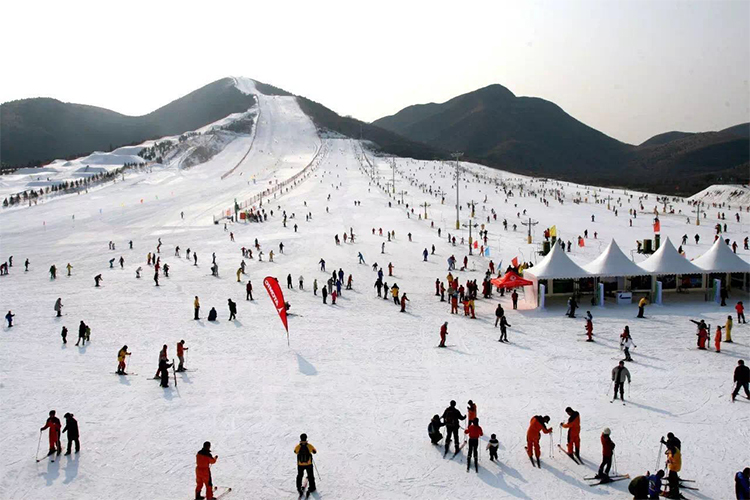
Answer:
391;157;396;194
521;217;539;244
452;152;463;229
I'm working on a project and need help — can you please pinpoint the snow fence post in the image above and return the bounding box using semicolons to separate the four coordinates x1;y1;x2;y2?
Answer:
713;279;722;304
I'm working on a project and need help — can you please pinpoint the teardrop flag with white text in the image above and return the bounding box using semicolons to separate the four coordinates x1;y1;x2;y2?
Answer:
264;276;289;345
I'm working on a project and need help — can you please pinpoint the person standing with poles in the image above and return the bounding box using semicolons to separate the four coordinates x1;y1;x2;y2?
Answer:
596;428;615;480
438;322;448;347
62;413;79;455
441;400;466;456
177;340;189;372
54;298;63;317
195;441;218;500
295;433;317;495
611;361;631;402
117;345;131;375
40;410;62;457
465;417;484;473
526;415;552;468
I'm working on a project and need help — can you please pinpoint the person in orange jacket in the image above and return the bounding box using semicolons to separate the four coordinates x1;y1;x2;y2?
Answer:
40;410;62;456
400;294;409;312
560;407;581;460
467;400;477;422
585;312;594;342
526;415;552;467
714;326;722;353
465;418;484;472
195;441;218;500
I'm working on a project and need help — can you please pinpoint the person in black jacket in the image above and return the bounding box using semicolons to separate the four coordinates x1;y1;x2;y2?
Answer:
227;299;237;321
733;360;750;402
441;400;466;456
159;358;173;388
428;415;443;445
207;307;218;322
62;413;80;455
660;432;681;451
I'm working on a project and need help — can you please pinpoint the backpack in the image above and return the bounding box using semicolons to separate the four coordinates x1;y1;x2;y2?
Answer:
297;443;311;463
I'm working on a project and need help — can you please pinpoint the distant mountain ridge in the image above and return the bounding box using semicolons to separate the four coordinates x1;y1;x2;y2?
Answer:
374;85;749;194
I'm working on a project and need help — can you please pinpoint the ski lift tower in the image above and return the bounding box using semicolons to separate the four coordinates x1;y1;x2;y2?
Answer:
452;152;464;229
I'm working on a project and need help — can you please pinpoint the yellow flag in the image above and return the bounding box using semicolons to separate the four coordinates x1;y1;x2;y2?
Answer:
550;225;557;237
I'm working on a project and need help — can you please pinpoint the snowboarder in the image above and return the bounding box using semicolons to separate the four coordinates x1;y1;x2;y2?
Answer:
207;307;218;322
195;441;218;500
596;428;615;479
177;340;188;371
442;400;466;456
62;413;79;455
54;298;63;317
227;299;237;321
560;407;581;460
428;415;443;444
439;322;448;347
612;361;631;401
732;359;750;402
40;410;62;456
487;434;499;462
295;433;317;495
465;418;484;472
498;315;511;342
194;297;201;320
526;415;552;467
117;345;131;374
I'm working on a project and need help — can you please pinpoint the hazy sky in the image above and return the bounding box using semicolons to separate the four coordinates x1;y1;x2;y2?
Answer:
2;0;748;145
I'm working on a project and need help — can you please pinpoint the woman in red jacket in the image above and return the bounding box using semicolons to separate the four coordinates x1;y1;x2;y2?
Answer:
465;418;484;472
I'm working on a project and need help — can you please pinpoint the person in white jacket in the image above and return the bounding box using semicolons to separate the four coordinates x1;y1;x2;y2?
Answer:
622;337;636;362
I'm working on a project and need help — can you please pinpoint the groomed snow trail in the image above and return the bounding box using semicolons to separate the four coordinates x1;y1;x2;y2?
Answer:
1;118;749;498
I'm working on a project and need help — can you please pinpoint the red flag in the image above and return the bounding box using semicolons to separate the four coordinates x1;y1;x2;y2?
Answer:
511;256;519;268
263;276;289;342
653;219;661;233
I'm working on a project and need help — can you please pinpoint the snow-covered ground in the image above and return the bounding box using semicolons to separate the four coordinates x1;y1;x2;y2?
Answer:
1;84;749;500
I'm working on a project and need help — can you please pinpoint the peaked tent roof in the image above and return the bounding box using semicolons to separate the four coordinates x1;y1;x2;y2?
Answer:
583;240;649;277
525;242;590;280
691;238;750;273
490;270;534;288
637;237;702;275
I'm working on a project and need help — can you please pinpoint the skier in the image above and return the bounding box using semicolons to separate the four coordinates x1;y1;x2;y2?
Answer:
117;345;131;374
439;322;448;347
423;248;429;261
494;304;504;327
40;410;62;456
714;325;722;352
61;326;68;344
665;444;682;498
3;310;14;328
159;357;173;388
246;281;253;301
50;265;57;279
526;415;552;467
400;293;409;312
511;290;519;309
465;418;484;472
467;400;477;422
391;283;400;305
154;344;168;379
195;441;218;500
227;299;237;321
299;276;304;290
358;252;365;264
660;432;681;451
207;307;218;322
622;334;636;362
313;279;318;296
612;361;631;401
94;274;103;287
287;274;293;290
736;301;746;323
136;266;142;278
736;468;750;500
487;434;499;462
585;312;594;341
62;413;80;455
441;400;466;456
637;296;648;318
498;315;511;342
24;258;29;271
54;298;63;317
194;296;200;320
732;359;750;402
321;285;328;304
319;258;326;272
596;428;615;480
691;319;709;349
560;407;581;460
177;340;189;371
294;433;317;495
154;270;159;286
428;415;443;444
75;321;87;346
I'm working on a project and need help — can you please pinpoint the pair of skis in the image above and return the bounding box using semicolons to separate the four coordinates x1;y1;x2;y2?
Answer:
584;474;630;486
556;444;583;465
445;439;467;461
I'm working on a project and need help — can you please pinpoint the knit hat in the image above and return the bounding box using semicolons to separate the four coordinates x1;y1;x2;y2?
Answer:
603;428;611;435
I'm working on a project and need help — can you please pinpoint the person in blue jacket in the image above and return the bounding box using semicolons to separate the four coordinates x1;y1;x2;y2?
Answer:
737;468;750;500
648;470;665;499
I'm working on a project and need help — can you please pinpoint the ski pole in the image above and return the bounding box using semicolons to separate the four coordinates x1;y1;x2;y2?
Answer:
613;451;618;476
35;431;42;462
655;441;663;471
607;380;613;396
312;456;321;482
558;424;562;445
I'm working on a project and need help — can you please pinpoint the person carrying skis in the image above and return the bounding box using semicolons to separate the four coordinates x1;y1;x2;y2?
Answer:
294;433;317;495
439;322;448;347
177;340;188;371
54;298;63;317
428;415;443;444
664;444;681;498
40;410;62;456
560;407;581;460
195;441;218;500
117;345;131;374
442;400;466;456
526;415;552;467
227;299;237;321
62;413;79;455
465;418;484;472
487;434;499;462
498;315;511;342
596;428;615;479
736;468;750;500
733;359;750;401
612;361;631;401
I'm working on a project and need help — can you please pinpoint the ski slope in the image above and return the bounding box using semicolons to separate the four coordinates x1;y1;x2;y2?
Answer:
1;93;749;499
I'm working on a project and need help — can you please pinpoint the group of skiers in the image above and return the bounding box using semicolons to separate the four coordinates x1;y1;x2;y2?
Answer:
39;410;79;458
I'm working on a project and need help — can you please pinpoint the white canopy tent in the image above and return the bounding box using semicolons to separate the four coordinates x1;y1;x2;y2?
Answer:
525;242;589;280
691;239;750;273
637;237;702;275
583;240;649;277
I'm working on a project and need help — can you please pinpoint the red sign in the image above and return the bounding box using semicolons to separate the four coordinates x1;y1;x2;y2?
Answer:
264;277;289;340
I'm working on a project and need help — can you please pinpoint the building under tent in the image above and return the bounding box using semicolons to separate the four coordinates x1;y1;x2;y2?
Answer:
637;237;704;295
583;240;651;302
524;243;591;307
691;238;750;294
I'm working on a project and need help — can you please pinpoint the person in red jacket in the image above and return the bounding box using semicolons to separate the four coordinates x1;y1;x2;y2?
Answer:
560;407;581;460
714;326;722;353
465;418;484;472
400;294;409;312
736;301;746;323
526;415;552;467
439;322;448;347
597;428;616;480
195;441;218;500
40;410;62;456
